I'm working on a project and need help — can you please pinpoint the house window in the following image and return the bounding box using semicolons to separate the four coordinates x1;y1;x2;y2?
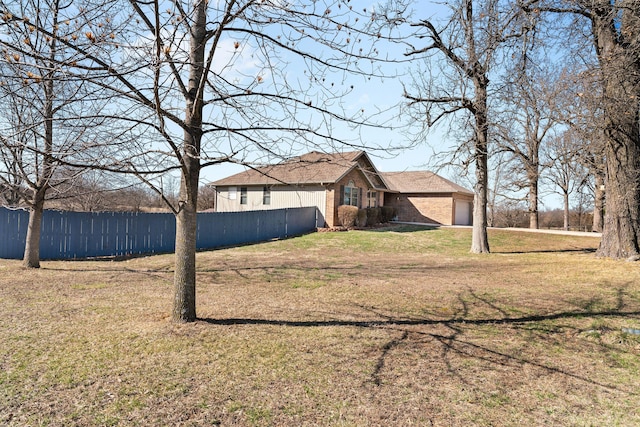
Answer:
367;190;377;208
344;180;359;207
240;187;247;205
263;186;271;205
228;187;237;200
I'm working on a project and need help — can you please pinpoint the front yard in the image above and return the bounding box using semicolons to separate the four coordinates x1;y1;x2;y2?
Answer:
1;226;639;426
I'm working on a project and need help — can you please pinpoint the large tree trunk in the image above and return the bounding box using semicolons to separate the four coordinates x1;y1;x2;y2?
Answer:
563;191;570;231
472;151;490;253
593;5;640;258
471;82;490;253
172;129;201;322
597;122;640;256
528;176;539;229
173;189;198;322
22;192;45;268
172;0;205;322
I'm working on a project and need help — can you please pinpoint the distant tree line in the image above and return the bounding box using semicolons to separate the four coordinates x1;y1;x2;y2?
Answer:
0;170;216;213
491;204;595;232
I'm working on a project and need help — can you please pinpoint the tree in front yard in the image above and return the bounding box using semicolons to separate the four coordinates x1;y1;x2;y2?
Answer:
0;0;113;267
523;0;640;257
8;0;407;321
403;0;529;253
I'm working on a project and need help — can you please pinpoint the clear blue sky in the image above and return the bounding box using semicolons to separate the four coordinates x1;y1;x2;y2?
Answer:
200;1;446;183
198;1;565;209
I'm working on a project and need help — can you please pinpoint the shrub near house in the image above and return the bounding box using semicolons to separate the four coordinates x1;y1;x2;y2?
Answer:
338;205;360;228
337;206;394;228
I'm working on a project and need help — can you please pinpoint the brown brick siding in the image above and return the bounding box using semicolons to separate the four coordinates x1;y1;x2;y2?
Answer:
325;169;380;227
384;193;473;225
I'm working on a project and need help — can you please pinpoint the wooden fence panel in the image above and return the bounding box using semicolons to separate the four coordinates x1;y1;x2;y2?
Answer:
0;208;28;259
0;207;316;260
37;211;177;259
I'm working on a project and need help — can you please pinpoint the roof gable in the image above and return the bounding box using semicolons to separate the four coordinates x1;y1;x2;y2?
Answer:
210;151;389;190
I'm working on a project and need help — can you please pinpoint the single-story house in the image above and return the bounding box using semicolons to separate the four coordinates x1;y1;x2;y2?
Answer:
209;151;474;227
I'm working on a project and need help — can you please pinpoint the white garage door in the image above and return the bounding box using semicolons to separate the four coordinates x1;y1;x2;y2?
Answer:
454;200;471;225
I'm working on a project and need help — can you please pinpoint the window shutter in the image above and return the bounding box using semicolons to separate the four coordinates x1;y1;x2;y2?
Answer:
359;188;363;208
339;185;344;205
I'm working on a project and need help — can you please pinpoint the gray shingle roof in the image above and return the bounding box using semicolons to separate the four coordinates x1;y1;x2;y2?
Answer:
381;171;473;195
210;151;473;196
210;151;367;186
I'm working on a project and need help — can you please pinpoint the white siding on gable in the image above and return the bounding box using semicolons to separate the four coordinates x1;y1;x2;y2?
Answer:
216;187;240;211
215;185;327;225
273;186;325;210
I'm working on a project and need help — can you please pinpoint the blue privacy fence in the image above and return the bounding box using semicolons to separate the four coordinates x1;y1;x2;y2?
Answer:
0;206;318;260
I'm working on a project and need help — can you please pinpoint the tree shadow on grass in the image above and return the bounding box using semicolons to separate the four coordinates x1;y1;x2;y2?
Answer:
42;261;465;277
198;309;640;329
199;304;640;396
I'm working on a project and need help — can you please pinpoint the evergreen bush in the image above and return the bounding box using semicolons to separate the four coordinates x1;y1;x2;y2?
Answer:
357;209;368;227
380;206;396;223
366;207;381;226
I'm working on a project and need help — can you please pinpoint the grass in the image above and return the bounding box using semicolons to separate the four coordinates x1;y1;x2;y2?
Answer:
1;225;640;426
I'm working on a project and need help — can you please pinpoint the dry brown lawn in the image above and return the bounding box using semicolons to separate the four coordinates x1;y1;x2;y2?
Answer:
1;225;639;426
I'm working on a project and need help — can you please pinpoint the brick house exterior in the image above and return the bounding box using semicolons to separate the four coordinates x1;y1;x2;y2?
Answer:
210;151;388;227
210;151;474;227
382;171;474;225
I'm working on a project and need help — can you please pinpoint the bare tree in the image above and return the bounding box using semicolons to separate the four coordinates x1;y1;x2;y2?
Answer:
574;105;607;235
403;0;528;253
544;53;606;232
524;0;640;257
43;169;150;212
565;116;606;233
486;151;510;227
0;0;112;267
545;129;590;230
10;0;406;321
493;199;528;228
495;65;562;229
0;53;56;268
572;173;595;231
198;185;216;211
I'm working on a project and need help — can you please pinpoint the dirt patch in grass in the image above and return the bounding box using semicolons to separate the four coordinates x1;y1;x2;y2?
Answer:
1;226;639;426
